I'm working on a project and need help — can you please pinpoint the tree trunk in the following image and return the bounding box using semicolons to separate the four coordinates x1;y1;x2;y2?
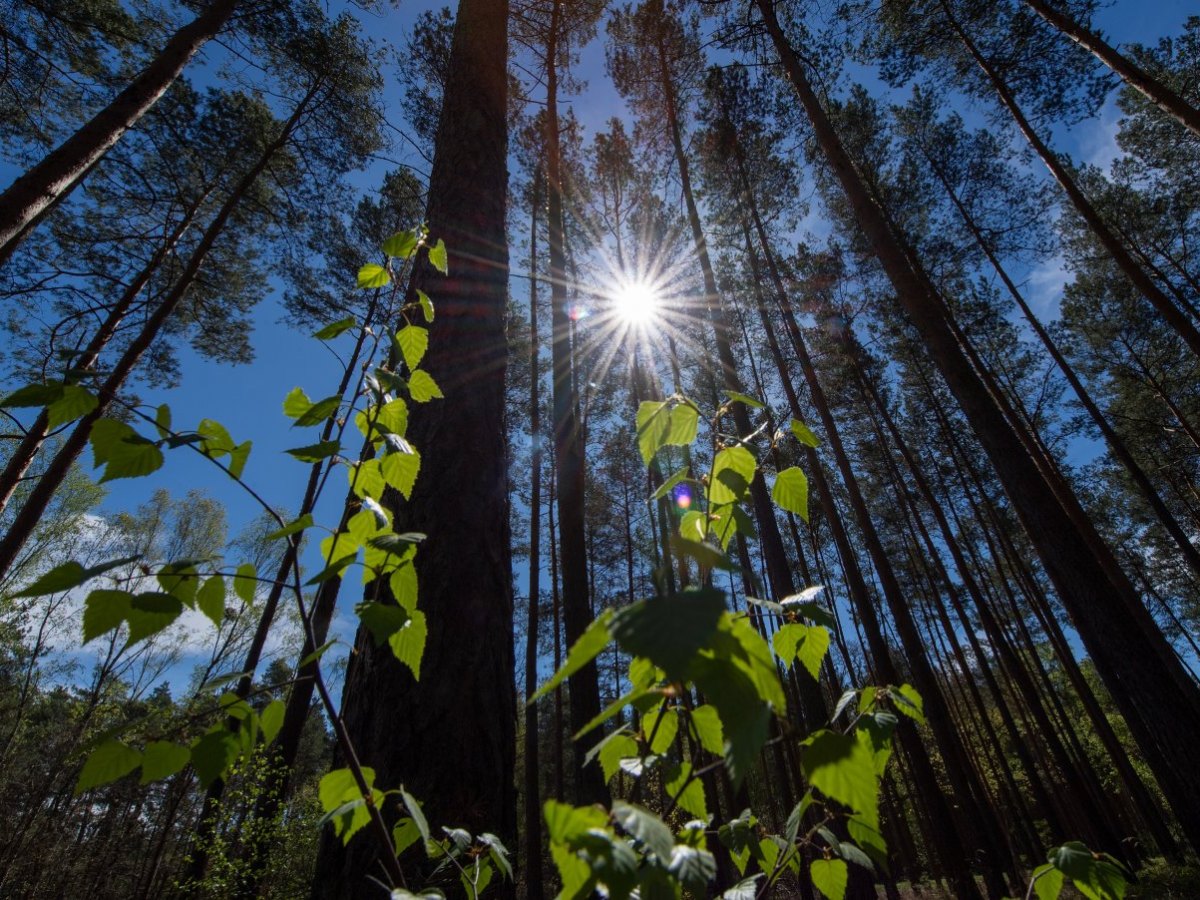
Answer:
311;1;516;896
755;0;1200;855
523;167;545;900
0;88;313;582
936;0;1200;358
0;0;239;266
1022;0;1200;137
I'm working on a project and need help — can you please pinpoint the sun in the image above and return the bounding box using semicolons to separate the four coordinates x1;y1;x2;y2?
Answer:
612;279;661;326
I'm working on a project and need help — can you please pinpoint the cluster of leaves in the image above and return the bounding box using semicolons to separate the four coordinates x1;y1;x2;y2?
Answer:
530;391;922;898
319;766;511;899
1027;842;1130;900
0;228;511;896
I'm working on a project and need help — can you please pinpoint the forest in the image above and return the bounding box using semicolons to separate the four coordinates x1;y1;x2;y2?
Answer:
1;0;1198;897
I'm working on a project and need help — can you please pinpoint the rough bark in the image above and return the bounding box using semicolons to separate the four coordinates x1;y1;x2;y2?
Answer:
0;0;239;266
311;1;516;896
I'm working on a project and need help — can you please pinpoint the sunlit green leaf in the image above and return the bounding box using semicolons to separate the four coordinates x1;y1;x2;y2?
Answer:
811;858;848;900
357;263;390;289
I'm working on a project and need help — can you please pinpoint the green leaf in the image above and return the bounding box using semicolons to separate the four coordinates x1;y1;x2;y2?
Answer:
612;801;673;862
648;705;679;755
709;445;756;505
357;263;391;289
382;230;419;259
666;404;699;446
83;589;132;642
892;683;925;725
811;858;848;900
314;316;357;340
597;733;639;783
305;552;357;586
125;592;184;645
196;576;226;627
689;656;771;788
260;700;285;744
76;740;141;793
294;396;340;428
18;556;136;598
723;876;764;899
611;590;725;682
689;704;725;756
724;391;764;408
427;238;448;274
790;418;821;447
802;731;878;826
651;467;690;502
636;401;671;465
319;767;382;844
774;623;830;680
283;387;312;419
1048;842;1127;900
1033;864;1065;900
357;601;409;646
285;441;340;463
772;467;809;521
669;532;736;572
2;382;63;407
154;404;172;439
381;447;421;500
234;564;256;605
544;800;608;845
266;514;314;542
46;385;97;429
300;640;337;668
408;370;443;402
89;418;163;482
669;845;717;893
388;609;427;680
417;289;435;323
666;762;708;819
531;609;614;702
140;741;190;784
228;441;251;479
395;326;429;372
576;685;656;738
190;730;239;788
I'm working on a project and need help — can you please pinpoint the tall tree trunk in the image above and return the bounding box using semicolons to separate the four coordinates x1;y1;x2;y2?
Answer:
923;149;1200;582
523;167;545;900
1022;0;1200;137
736;216;985;897
311;1;515;896
651;8;828;734
0;195;206;517
0;0;239;266
543;0;609;809
754;0;1200;855
0;86;316;582
935;0;1200;358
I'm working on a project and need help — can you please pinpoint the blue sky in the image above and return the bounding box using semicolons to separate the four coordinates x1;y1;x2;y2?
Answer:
27;0;1196;687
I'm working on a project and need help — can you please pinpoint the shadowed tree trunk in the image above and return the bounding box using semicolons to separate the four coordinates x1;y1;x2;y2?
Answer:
311;1;516;896
754;0;1200;856
0;0;239;267
1021;0;1200;137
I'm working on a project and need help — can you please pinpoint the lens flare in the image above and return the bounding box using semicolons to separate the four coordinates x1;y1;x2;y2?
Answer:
673;483;692;510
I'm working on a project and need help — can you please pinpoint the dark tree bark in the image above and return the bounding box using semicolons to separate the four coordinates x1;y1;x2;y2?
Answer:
754;0;1200;856
934;0;1200;359
523;167;545;900
0;85;318;582
1022;0;1200;137
311;1;516;896
543;0;609;808
0;0;239;266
